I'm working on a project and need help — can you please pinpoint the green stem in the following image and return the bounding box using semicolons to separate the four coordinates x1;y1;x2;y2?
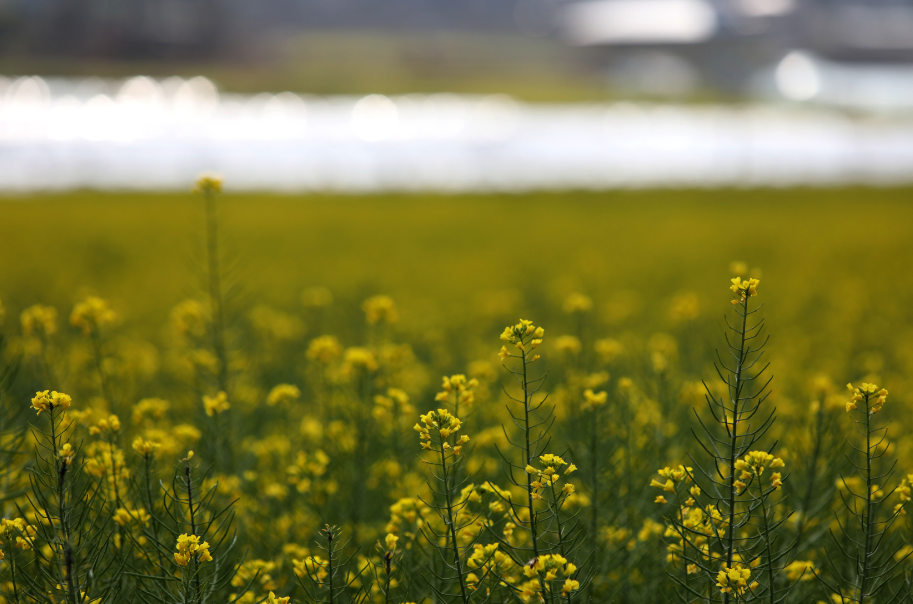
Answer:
858;393;874;604
724;296;750;604
439;438;470;604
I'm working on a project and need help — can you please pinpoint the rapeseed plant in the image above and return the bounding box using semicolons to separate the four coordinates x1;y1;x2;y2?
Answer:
0;179;911;604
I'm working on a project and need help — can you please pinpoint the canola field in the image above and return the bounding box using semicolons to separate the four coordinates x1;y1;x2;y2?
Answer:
0;185;912;604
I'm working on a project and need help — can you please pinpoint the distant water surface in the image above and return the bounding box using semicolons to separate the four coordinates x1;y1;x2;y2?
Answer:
2;75;913;192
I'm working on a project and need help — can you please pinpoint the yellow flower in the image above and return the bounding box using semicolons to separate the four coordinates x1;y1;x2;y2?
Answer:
554;335;581;356
89;414;121;435
267;593;290;604
59;443;76;465
562;579;580;594
203;391;230;416
582;389;608;411
132;437;160;456
70;296;117;336
174;533;212;566
30;390;72;415
729;277;760;303
771;472;783;490
267;384;301;406
21;304;58;337
716;563;753;596
306;335;343;363
362;295;399;324
192;172;223;194
784;560;814;581
563;293;592;313
385;533;399;551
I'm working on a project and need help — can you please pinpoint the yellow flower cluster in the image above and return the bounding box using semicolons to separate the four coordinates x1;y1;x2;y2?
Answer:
0;518;37;551
373;388;415;429
170;300;207;340
716;562;758;596
20;304;58;337
70;296;117;336
650;465;693;501
192;172;223;194
174;533;213;566
845;382;888;414
563;292;593;314
362;295;399;325
525;454;577;500
466;543;518;591
522;553;577;581
306;335;343;364
581;388;608;412
895;474;913;516
131;437;160;456
784;560;815;581
203;391;230;416
729;277;760;304
267;384;301;406
30;390;72;415
293;555;328;581
434;375;479;409
415;409;470;454
59;443;76;465
342;347;379;373
113;507;150;526
733;451;785;491
132;398;170;425
89;414;121;435
498;319;544;362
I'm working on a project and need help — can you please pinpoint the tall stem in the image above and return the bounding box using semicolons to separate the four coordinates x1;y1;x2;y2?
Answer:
724;296;750;604
204;188;228;395
439;440;470;604
521;350;539;559
858;393;874;604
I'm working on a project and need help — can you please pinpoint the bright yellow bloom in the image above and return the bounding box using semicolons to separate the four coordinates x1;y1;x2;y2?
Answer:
89;414;121;435
784;560;814;581
267;384;301;406
58;443;76;465
203;391;230;416
385;533;399;551
845;383;888;414
562;579;581;594
267;592;290;604
132;437;160;456
716;563;754;596
729;277;760;303
114;507;150;527
31;390;72;415
416;409;465;450
582;389;608;411
771;472;783;490
174;533;213;566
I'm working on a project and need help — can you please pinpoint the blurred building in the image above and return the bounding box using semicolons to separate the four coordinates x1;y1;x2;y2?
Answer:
556;0;913;102
4;0;913;106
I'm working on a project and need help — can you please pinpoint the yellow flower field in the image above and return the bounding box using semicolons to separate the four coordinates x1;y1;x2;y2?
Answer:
0;185;911;603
